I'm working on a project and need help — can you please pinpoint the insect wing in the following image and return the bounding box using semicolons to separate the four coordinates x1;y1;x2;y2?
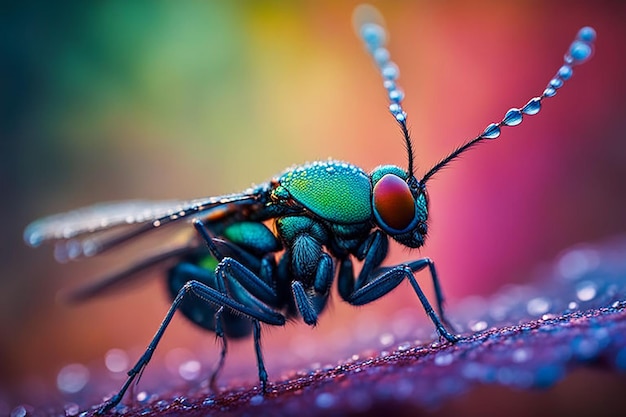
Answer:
24;192;262;261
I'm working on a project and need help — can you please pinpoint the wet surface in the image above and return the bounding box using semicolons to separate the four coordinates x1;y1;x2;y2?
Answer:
10;236;626;416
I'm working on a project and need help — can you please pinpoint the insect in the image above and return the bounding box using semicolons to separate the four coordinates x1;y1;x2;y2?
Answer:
24;4;596;414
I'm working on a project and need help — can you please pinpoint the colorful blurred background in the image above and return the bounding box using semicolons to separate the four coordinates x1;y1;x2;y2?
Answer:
2;0;626;413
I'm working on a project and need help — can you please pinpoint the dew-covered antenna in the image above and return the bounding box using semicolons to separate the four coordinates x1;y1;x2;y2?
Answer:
355;4;415;177
355;4;596;185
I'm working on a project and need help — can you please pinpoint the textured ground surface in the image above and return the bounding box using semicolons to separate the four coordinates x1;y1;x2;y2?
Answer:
11;237;626;417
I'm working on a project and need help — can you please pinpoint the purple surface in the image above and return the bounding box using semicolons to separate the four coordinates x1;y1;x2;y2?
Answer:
12;237;626;417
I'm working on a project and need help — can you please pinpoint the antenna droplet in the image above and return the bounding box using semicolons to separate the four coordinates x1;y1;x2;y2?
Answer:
558;65;573;81
360;23;386;51
543;87;557;97
503;108;523;126
569;40;593;62
549;78;564;89
482;123;501;139
577;26;596;43
381;62;399;80
388;88;404;103
522;98;542;115
373;48;390;66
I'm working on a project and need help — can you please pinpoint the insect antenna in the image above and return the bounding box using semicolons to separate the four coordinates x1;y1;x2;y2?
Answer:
421;26;596;184
355;4;415;178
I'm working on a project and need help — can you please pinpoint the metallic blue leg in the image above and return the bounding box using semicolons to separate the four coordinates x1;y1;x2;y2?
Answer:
96;280;285;414
252;320;268;393
209;306;227;391
343;262;458;342
290;253;334;326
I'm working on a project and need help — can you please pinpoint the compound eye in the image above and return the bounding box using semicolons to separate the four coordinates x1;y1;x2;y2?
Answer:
373;173;416;231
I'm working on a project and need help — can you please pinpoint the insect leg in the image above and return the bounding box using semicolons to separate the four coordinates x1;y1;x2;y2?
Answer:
340;259;457;342
338;233;457;342
252;319;268;393
97;280;285;414
209;306;227;391
290;253;334;326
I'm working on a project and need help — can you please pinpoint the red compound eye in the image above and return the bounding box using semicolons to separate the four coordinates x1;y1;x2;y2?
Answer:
373;174;416;231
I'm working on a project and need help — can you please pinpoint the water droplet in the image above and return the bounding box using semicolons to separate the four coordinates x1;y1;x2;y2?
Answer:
557;248;599;279
576;281;597;302
522;97;542;115
383;79;396;91
373;48;390;66
389;103;400;113
503;108;522;126
104;348;129;373
577;26;596;42
482;123;501;139
381;62;399;80
388;88;404;103
470;320;488;332
57;363;90;394
527;297;551;316
435;353;454;366
569;40;592;62
179;360;201;381
512;348;531;363
360;23;386;50
558;65;573;80
315;392;336;409
397;341;411;351
549;77;564;89
64;403;80;417
379;333;394;346
395;111;407;122
250;395;264;406
543;87;556;97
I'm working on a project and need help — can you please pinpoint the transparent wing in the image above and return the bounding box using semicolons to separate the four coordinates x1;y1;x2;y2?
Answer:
24;191;264;261
62;243;197;303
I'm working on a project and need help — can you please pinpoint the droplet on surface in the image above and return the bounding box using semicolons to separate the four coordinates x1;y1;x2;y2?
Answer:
557;248;599;280
470;320;488;332
250;395;264;406
379;333;395;347
315;392;336;409
434;353;454;366
179;360;202;381
512;348;531;363
57;364;90;394
104;349;129;373
526;297;551;316
576;281;597;302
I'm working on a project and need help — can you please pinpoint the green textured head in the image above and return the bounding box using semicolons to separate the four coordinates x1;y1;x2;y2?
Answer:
370;165;429;248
